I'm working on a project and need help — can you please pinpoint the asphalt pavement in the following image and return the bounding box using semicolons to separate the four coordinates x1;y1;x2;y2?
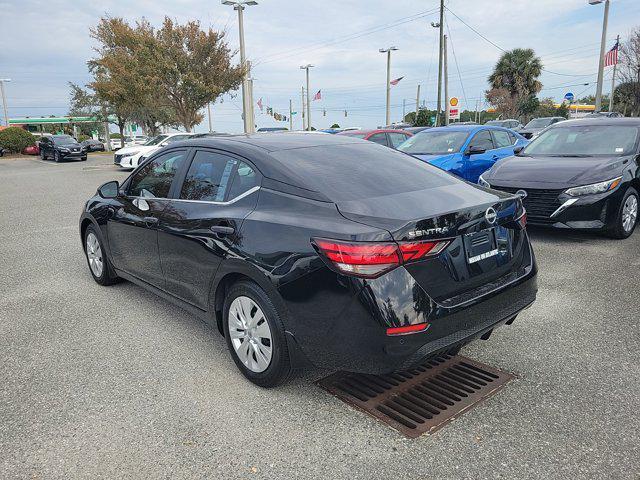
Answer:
1;153;638;479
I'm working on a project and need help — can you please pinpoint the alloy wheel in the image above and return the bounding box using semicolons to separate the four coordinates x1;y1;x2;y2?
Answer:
228;296;273;373
86;232;104;277
622;194;638;233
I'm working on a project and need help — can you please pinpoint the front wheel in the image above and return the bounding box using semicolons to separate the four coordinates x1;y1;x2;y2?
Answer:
608;187;638;239
40;149;46;160
54;151;61;163
223;281;292;388
84;225;119;285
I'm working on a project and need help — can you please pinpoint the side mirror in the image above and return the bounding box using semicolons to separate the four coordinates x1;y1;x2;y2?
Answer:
513;146;524;155
98;180;120;199
160;141;168;146
465;145;486;156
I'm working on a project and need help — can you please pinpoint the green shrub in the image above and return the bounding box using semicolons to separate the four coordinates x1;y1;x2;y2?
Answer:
110;133;123;139
0;127;36;153
77;134;90;142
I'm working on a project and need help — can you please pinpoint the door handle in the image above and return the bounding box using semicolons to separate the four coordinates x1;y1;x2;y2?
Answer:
144;216;159;227
210;225;235;235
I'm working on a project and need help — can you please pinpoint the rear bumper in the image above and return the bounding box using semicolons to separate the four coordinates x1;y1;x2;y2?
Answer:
280;244;538;374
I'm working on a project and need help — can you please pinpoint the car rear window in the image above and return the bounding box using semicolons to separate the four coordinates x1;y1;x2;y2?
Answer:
269;143;457;202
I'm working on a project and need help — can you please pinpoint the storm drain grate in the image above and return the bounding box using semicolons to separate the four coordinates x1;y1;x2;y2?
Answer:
317;354;514;438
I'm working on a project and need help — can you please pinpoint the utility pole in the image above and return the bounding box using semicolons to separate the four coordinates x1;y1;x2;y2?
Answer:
207;103;213;132
301;86;306;130
289;99;293;131
402;99;406;123
248;77;255;132
609;34;620;113
222;1;258;133
415;84;421;123
444;35;449;126
434;0;445;125
591;0;610;112
0;78;11;126
379;47;398;127
300;65;314;131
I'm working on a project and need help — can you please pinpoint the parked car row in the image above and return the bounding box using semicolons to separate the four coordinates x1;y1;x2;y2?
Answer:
114;133;194;169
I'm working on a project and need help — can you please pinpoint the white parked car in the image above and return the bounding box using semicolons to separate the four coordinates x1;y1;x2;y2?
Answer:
109;137;127;150
113;133;194;169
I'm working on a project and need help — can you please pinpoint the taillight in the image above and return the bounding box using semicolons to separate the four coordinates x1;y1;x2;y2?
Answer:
386;323;429;336
312;238;450;278
516;211;527;229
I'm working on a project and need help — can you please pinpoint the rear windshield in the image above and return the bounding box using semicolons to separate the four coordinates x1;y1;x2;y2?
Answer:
52;136;75;145
397;130;469;155
525;118;555;129
523;125;639;156
270;143;457;201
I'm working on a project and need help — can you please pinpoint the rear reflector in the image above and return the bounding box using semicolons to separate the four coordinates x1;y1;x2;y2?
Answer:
386;323;429;336
517;211;527;229
313;238;450;278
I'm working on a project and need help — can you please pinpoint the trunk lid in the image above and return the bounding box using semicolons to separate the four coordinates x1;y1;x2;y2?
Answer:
336;183;532;307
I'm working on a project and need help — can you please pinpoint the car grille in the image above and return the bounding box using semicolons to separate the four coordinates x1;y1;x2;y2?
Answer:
114;153;123;164
491;185;563;225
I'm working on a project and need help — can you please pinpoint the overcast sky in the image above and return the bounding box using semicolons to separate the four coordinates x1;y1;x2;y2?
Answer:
1;0;639;133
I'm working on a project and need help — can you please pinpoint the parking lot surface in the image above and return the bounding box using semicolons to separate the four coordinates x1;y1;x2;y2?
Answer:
1;154;639;479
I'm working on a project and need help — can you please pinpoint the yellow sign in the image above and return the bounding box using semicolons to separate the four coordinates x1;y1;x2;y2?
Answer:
449;97;459;107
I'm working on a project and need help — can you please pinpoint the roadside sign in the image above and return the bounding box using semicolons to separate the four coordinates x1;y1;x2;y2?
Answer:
564;92;574;103
449;97;459;107
449;108;460;120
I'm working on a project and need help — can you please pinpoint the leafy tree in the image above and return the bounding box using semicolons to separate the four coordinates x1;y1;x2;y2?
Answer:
330;123;340;129
0;127;36;153
485;88;519;118
617;28;640;116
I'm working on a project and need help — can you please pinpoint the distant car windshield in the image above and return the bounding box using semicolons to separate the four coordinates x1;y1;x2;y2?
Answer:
397;131;469;155
144;135;168;146
525;118;555;129
485;120;505;126
523;125;639;156
340;132;368;139
52;136;75;145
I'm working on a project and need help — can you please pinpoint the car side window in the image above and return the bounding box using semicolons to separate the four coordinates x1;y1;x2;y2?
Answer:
368;133;389;146
166;135;191;144
492;130;514;148
507;132;517;144
388;132;410;148
469;130;495;151
227;161;260;200
128;150;187;198
180;150;237;202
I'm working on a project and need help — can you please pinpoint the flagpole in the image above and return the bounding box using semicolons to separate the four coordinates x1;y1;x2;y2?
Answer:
301;86;305;131
609;35;619;113
415;84;421;125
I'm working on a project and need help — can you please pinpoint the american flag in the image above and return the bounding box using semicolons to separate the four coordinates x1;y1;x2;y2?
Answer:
256;98;263;112
390;76;404;86
313;90;322;101
604;40;619;67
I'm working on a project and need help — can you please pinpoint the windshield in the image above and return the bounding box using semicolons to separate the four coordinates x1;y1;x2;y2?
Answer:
52;136;75;145
485;120;504;126
525;118;555;129
144;135;168;146
397;131;469;155
523;125;639;156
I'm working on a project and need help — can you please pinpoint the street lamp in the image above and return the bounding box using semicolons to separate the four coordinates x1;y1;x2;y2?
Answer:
0;78;11;127
300;64;314;131
379;47;398;126
589;0;610;111
222;1;258;133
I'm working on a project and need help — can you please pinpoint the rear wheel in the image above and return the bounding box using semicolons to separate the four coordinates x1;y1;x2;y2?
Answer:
84;225;119;285
223;281;292;387
608;187;638;239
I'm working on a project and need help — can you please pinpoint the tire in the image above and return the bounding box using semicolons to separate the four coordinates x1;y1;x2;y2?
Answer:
84;225;119;286
608;187;638;239
54;151;60;163
223;281;292;388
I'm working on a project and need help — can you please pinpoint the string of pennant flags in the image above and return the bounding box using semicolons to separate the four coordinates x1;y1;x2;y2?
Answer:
254;77;404;122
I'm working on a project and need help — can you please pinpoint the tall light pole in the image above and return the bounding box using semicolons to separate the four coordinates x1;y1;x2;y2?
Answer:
222;0;257;133
0;78;11;127
300;64;314;131
590;0;610;112
432;0;445;125
379;47;398;127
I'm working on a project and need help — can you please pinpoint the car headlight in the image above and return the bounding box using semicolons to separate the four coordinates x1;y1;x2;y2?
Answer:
478;174;491;188
565;176;622;197
125;151;140;157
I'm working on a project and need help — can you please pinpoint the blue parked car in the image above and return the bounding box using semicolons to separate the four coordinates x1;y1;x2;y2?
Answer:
397;125;528;183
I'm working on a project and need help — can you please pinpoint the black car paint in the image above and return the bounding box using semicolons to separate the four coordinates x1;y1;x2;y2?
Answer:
40;135;87;161
482;118;640;231
80;134;537;374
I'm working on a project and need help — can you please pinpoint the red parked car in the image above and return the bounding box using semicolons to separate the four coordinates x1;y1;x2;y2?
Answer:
22;144;40;155
337;129;412;149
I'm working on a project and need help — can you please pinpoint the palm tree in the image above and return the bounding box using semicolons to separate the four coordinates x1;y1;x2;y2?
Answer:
489;48;543;98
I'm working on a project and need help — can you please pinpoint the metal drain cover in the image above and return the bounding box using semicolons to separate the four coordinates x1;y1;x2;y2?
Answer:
317;354;514;438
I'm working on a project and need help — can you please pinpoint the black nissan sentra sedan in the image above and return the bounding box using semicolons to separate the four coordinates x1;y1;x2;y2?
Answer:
479;118;640;238
79;133;537;387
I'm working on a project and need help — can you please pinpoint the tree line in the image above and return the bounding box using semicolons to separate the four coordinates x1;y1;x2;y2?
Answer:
69;17;245;143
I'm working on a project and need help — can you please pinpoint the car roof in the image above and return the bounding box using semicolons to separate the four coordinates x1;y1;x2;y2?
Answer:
549;117;640;127
422;125;513;133
337;128;408;135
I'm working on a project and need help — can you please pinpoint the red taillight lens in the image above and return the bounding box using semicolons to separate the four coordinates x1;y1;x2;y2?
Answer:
313;238;450;278
517;211;527;229
386;323;429;336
